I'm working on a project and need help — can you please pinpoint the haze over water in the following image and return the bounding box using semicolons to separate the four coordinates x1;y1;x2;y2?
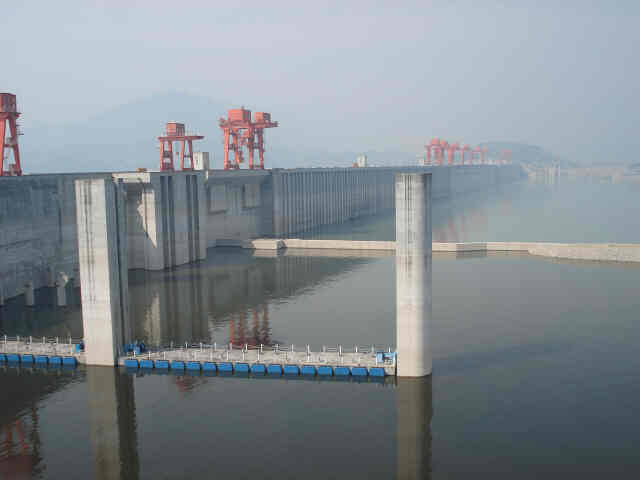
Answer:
1;179;639;479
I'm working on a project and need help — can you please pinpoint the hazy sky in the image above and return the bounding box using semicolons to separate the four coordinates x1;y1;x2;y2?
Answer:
2;1;638;163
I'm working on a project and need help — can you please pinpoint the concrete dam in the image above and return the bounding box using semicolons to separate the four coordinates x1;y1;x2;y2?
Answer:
0;164;523;304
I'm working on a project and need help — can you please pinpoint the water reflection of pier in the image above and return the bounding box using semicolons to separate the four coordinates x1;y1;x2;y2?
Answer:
0;368;139;480
129;249;375;346
1;367;432;479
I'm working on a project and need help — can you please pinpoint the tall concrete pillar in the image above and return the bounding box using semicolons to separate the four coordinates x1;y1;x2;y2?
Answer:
76;178;131;366
395;173;432;377
397;376;433;479
88;367;139;479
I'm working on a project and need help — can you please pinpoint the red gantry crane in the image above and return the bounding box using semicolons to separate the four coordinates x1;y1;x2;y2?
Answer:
219;109;278;170
425;138;442;166
424;138;499;166
158;122;204;171
0;93;22;176
461;144;471;165
447;142;459;165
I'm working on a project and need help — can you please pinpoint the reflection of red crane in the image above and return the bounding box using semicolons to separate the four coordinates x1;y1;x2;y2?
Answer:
0;93;22;176
219;109;278;170
229;304;271;347
158;122;204;171
1;408;39;480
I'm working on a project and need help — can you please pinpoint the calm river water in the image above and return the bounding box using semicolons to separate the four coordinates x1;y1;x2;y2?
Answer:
1;178;639;479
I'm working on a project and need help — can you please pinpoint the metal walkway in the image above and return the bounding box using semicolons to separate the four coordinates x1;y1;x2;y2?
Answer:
120;342;397;377
0;336;83;366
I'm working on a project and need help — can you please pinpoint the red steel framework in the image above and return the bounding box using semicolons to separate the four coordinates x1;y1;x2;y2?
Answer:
0;93;22;176
158;122;204;171
461;144;470;165
447;142;459;165
425;139;496;166
219;109;278;170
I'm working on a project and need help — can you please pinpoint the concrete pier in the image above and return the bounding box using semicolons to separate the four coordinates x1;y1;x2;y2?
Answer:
395;173;432;377
76;178;131;366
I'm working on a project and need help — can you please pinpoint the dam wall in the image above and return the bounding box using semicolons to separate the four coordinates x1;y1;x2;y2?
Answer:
0;164;523;303
0;173;111;301
271;165;523;237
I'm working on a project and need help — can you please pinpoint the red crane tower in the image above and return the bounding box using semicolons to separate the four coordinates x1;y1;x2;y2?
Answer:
447;142;459;165
461;144;471;165
0;93;22;176
425;138;443;166
251;112;278;170
219;109;278;170
158;122;204;171
439;140;449;166
219;108;251;170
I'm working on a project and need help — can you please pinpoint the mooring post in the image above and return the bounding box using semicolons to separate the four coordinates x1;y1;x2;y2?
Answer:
395;173;432;377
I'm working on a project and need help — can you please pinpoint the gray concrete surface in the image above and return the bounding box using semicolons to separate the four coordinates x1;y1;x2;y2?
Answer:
76;178;131;366
395;173;432;377
0;165;523;303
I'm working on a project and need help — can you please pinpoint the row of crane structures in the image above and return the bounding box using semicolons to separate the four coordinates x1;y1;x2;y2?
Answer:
425;138;512;166
157;109;279;171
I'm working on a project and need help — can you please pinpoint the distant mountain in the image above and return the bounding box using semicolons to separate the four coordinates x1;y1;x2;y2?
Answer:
17;91;558;173
20;92;228;172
